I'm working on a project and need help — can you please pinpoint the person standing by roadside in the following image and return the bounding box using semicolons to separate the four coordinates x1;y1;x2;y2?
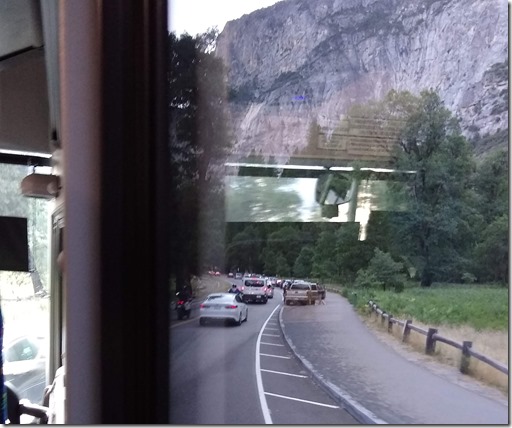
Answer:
228;284;240;294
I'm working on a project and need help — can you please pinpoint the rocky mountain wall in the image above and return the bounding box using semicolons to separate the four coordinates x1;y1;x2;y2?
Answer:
216;0;508;161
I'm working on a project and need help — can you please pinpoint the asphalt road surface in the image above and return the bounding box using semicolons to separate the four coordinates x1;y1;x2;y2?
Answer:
169;286;359;424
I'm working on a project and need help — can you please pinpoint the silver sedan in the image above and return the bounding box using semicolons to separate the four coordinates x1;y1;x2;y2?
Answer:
199;293;248;326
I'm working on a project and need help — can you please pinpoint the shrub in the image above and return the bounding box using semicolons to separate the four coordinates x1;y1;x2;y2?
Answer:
354;269;383;289
461;272;477;284
358;248;407;292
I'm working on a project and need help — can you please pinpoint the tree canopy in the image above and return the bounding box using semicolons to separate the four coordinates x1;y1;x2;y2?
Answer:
169;40;507;290
168;30;232;289
346;90;507;286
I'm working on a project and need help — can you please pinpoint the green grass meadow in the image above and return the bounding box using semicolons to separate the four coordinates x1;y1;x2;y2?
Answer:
345;283;508;331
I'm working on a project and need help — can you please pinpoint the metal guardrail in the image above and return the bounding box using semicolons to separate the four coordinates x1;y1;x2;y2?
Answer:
367;300;508;376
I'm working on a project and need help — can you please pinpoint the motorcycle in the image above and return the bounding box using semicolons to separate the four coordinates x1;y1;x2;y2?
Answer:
175;292;192;320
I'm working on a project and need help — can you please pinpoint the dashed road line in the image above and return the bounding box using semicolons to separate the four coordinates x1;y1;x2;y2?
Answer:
261;369;308;378
260;342;285;346
262;333;280;337
260;353;291;359
265;392;340;409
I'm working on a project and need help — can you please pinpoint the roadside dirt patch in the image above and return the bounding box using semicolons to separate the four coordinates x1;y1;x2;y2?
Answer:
191;275;231;301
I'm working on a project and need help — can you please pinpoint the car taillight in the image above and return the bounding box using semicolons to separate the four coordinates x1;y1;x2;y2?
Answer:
200;304;209;308
177;300;184;305
225;305;238;309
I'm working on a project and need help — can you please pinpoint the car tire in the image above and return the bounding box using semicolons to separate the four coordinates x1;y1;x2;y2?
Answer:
236;313;242;326
244;309;248;322
199;318;206;326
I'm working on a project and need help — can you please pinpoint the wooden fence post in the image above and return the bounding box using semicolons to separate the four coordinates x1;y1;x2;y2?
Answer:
402;319;412;343
460;341;473;374
388;314;393;333
381;312;386;326
426;328;438;355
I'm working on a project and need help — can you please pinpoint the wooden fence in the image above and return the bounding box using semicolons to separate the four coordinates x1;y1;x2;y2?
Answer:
367;300;508;376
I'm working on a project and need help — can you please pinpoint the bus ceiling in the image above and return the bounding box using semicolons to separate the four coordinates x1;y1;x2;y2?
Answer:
0;1;60;165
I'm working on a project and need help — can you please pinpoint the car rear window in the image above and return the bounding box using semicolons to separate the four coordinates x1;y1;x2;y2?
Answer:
291;283;310;290
245;280;265;287
207;294;230;301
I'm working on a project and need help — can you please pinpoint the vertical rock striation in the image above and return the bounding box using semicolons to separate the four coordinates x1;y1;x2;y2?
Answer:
216;0;508;160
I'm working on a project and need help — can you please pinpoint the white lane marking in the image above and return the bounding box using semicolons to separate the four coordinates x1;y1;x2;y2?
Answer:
260;353;291;359
265;327;279;330
261;369;308;378
264;392;340;409
260;342;285;347
262;333;280;337
256;304;281;424
278;306;388;424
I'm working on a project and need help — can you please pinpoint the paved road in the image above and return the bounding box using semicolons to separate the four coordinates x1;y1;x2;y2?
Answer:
257;297;358;424
170;287;358;424
280;291;509;424
170;297;273;424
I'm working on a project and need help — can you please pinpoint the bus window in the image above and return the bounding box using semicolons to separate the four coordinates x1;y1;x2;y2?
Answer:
0;163;51;407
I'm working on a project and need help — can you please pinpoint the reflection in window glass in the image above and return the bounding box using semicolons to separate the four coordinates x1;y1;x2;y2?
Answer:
168;0;508;424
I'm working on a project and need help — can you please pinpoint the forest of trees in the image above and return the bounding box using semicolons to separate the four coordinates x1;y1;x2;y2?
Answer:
167;30;231;290
168;32;508;291
222;91;508;287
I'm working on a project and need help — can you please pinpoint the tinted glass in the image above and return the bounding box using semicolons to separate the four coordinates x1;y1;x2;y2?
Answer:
245;280;265;287
168;0;508;425
291;283;310;290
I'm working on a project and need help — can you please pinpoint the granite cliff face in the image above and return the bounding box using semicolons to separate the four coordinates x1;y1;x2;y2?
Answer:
215;0;508;161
